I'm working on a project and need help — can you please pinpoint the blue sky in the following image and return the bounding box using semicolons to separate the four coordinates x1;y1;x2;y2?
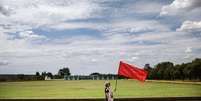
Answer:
0;0;201;75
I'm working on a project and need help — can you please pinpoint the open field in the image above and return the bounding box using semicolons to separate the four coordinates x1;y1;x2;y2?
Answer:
0;80;201;99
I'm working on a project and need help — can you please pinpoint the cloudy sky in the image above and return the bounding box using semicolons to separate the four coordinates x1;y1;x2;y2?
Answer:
0;0;201;75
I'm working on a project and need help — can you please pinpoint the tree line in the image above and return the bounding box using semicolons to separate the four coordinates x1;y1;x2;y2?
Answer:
0;67;71;81
144;58;201;81
2;57;199;81
35;67;70;80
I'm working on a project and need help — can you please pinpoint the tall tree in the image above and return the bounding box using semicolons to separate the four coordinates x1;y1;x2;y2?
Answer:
35;72;42;80
178;63;186;80
58;67;71;77
47;72;53;79
191;58;201;80
173;65;182;80
183;63;193;80
36;72;40;76
144;58;201;81
155;62;174;80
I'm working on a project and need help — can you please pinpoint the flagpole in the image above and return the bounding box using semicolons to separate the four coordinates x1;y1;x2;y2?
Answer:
114;61;121;92
114;75;118;92
113;61;122;100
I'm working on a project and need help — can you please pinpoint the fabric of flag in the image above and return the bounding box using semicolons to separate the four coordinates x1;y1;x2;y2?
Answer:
118;61;148;81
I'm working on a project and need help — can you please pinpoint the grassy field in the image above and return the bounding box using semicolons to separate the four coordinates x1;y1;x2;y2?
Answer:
0;80;201;99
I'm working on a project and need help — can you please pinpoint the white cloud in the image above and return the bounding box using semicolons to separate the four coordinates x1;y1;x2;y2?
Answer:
49;22;107;31
19;30;46;40
130;1;163;14
177;20;201;32
49;19;170;35
160;0;201;16
128;56;138;62
185;47;192;53
0;4;11;16
91;58;98;62
0;0;100;32
0;60;8;66
2;29;201;74
184;47;193;59
106;19;170;35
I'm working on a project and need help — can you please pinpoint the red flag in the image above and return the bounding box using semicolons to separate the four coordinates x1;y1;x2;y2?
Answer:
118;61;148;81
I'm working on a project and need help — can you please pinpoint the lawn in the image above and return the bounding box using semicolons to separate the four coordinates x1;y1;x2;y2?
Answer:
0;80;200;99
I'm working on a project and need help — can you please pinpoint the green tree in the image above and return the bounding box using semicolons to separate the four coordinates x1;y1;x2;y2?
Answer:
36;72;40;76
191;58;201;80
151;65;160;80
183;63;193;80
178;63;186;80
58;67;71;77
35;72;42;80
41;72;47;80
47;72;53;79
164;66;172;80
144;58;201;81
155;62;174;80
172;65;181;80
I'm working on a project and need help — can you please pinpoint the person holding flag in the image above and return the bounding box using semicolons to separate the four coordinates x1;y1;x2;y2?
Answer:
104;81;113;101
104;61;148;100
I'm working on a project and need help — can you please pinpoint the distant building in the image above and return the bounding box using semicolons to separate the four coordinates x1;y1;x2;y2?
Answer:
64;75;117;80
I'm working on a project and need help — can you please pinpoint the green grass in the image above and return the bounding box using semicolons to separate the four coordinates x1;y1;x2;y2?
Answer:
0;80;201;99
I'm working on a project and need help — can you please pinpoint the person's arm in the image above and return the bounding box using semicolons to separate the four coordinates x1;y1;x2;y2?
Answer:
105;87;109;93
